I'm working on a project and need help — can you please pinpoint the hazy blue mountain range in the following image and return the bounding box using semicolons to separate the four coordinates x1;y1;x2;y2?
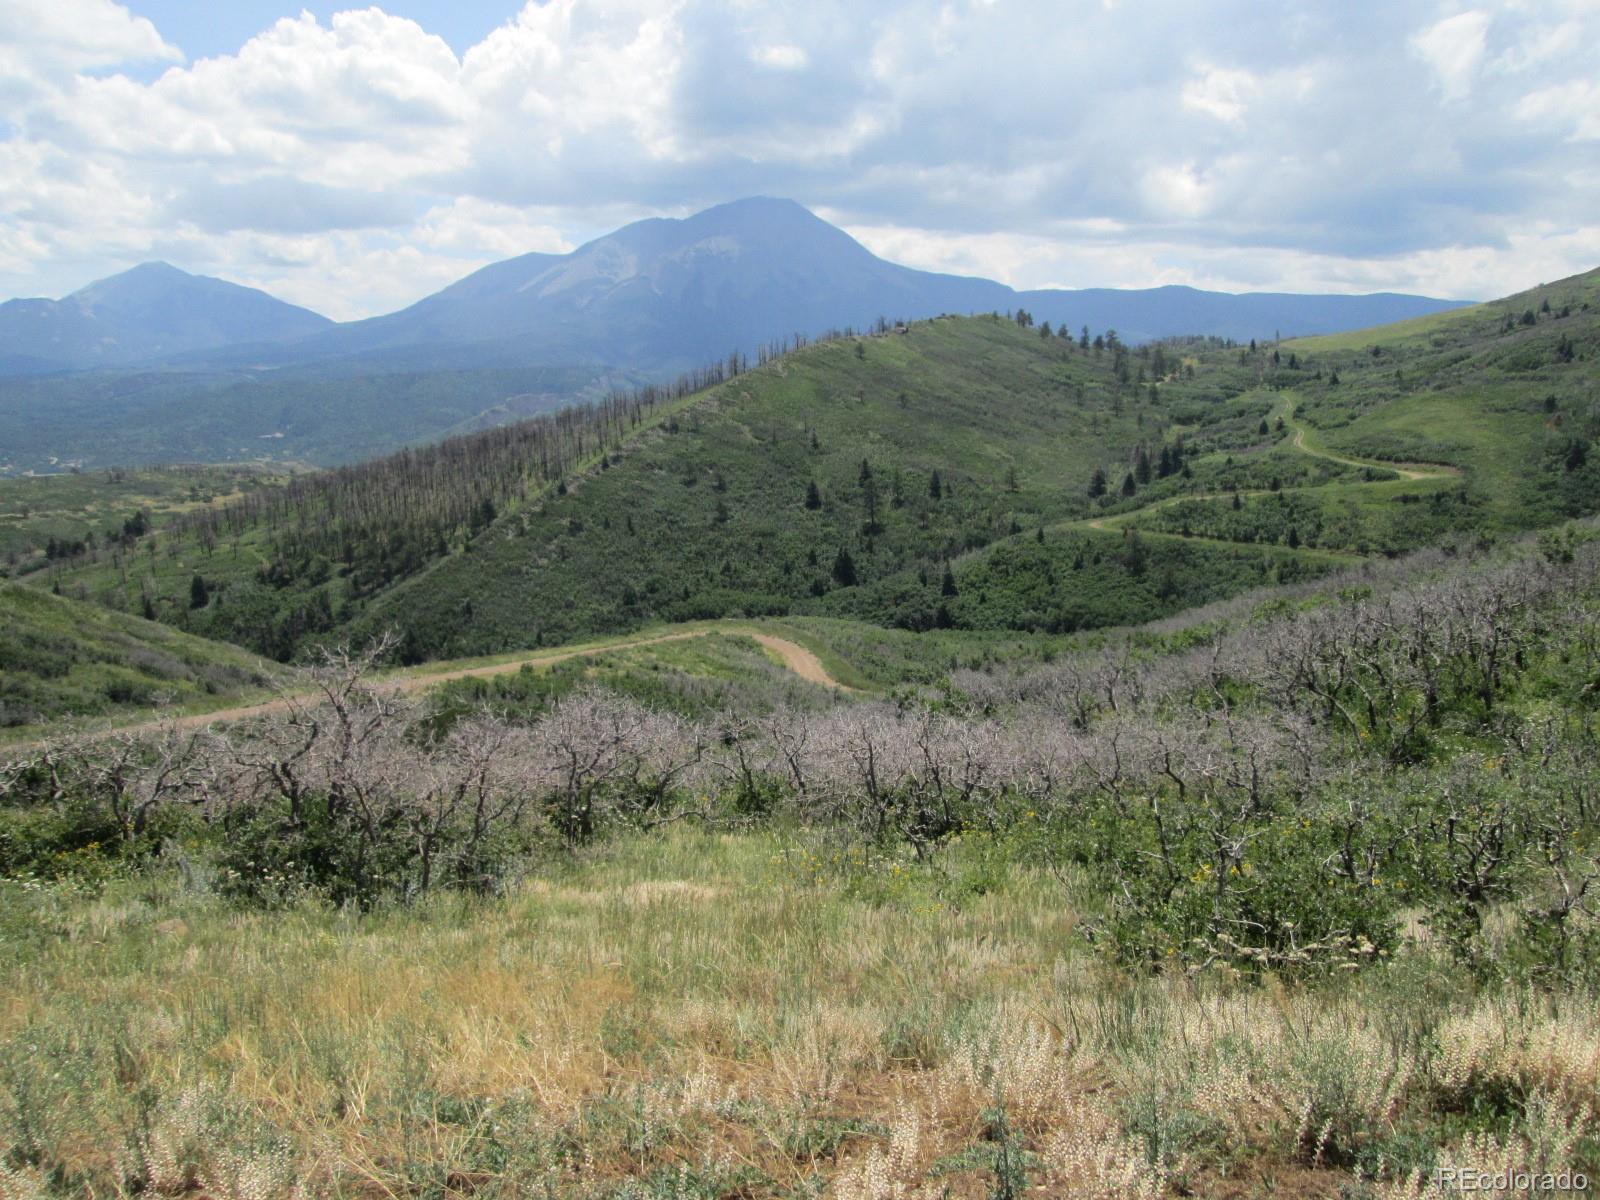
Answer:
0;262;332;374
187;197;1473;373
0;199;1474;472
5;200;1472;379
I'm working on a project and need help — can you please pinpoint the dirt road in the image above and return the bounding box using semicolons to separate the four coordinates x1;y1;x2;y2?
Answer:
10;627;856;748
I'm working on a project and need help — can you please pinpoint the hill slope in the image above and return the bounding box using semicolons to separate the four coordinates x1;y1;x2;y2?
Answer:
1281;265;1600;530
35;265;1600;667
353;318;1333;659
0;262;332;375
0;581;277;732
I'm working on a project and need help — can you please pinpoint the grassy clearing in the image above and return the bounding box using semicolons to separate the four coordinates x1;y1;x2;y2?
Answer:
0;465;289;571
1;830;1594;1198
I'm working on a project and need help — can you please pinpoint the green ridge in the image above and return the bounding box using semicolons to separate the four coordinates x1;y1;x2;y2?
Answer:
0;581;278;734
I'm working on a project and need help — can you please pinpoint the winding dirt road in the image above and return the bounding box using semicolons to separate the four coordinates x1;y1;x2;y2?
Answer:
13;627;855;747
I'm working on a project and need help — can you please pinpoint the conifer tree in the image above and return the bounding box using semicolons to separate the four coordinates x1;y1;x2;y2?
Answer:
831;546;857;586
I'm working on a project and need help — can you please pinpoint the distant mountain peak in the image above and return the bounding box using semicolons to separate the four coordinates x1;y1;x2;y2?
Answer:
695;195;815;220
123;260;187;276
680;196;848;241
0;261;332;373
70;260;189;297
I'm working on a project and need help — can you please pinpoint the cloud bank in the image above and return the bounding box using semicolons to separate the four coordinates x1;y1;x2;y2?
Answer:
2;0;1597;318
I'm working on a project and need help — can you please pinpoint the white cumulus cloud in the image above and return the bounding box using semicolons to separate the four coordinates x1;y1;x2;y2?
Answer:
1411;10;1491;100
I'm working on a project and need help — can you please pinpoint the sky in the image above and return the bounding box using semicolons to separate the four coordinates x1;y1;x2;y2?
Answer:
1;1;1598;321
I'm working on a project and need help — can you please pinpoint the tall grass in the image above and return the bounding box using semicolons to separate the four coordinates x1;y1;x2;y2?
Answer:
2;829;1594;1198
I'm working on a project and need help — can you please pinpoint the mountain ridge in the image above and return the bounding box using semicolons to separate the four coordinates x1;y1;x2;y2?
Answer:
206;197;1474;372
0;261;333;374
2;199;1474;380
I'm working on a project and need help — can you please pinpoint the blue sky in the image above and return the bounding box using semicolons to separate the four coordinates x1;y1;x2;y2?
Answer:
2;1;1598;319
119;3;507;60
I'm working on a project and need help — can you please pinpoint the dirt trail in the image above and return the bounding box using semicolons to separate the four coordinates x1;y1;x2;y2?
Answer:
391;627;854;695
1289;423;1457;482
743;630;849;689
14;628;854;747
1074;393;1458;544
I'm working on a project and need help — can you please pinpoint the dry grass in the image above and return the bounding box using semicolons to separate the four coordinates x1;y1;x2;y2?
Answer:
0;830;1595;1197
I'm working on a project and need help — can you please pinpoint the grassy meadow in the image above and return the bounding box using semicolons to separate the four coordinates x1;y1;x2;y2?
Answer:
2;829;1596;1199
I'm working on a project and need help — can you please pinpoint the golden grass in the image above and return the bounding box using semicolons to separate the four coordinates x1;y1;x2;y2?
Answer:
0;831;1595;1197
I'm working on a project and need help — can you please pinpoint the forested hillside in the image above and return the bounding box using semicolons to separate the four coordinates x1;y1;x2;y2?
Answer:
31;267;1600;668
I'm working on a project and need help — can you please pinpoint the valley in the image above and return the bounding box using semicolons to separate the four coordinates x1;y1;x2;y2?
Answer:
7;2;1600;1194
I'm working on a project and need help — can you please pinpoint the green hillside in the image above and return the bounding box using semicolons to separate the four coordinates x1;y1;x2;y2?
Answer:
356;316;1309;657
1283;266;1600;530
0;582;277;733
34;269;1600;669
